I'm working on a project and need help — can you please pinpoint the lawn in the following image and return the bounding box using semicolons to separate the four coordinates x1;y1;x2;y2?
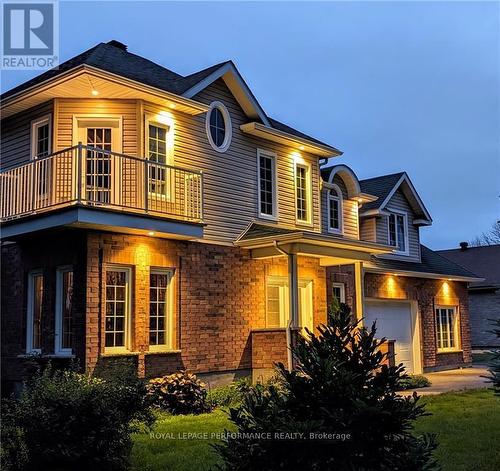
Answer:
131;389;500;471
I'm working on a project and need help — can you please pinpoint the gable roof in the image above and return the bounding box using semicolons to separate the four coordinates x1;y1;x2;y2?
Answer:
437;244;500;289
1;40;337;153
359;172;432;223
367;245;480;281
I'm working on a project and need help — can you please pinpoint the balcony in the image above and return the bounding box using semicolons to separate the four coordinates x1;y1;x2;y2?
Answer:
0;144;203;239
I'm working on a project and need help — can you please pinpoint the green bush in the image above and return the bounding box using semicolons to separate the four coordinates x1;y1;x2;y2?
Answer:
397;374;432;390
0;401;29;471
215;302;439;470
489;319;500;395
207;377;251;408
146;370;210;414
5;363;153;471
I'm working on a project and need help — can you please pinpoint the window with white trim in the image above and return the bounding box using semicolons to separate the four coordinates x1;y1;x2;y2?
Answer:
295;162;311;224
31;115;51;159
436;306;460;352
55;267;73;354
332;283;345;304
388;212;408;253
266;277;289;328
257;150;277;219
327;185;343;233
206;101;232;152
149;269;174;351
147;122;170;197
105;267;131;352
26;270;44;353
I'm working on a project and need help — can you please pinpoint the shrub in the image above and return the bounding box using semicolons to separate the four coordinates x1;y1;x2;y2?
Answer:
488;319;500;395
147;370;210;414
0;401;29;471
7;363;153;471
215;302;439;470
397;374;431;391
207;377;251;408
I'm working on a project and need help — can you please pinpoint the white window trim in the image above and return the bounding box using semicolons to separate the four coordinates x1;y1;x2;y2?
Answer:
387;210;409;255
327;183;343;234
206;101;232;153
294;160;313;226
332;282;346;303
104;265;132;354
435;305;461;353
55;266;73;356
149;268;175;353
145;115;175;201
256;149;278;221
26;269;43;354
30;114;52;160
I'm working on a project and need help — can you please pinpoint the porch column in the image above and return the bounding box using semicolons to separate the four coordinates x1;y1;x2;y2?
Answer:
288;252;299;328
354;261;364;323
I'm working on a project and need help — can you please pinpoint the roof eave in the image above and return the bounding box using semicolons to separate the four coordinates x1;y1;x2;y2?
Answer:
240;122;342;158
364;265;483;283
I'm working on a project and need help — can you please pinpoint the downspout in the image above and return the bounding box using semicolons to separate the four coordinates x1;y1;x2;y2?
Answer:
273;241;295;372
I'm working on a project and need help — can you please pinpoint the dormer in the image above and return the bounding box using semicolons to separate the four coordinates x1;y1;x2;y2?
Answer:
358;172;432;262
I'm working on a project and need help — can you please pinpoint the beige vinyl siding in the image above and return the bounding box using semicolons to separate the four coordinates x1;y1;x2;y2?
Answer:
55;98;138;154
1;101;54;170
376;189;421;262
359;217;377;242
321;174;359;239
144;79;321;243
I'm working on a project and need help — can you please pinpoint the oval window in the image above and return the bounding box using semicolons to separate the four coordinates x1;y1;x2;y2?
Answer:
206;101;232;152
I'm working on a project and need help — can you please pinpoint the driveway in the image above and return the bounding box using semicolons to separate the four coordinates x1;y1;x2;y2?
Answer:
401;366;491;396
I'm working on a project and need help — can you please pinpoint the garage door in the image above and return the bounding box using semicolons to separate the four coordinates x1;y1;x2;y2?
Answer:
364;301;415;373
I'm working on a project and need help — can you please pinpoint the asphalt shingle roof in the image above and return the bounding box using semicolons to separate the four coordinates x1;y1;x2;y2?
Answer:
359;172;405;211
238;223;299;241
370;245;479;279
1;41;332;149
437;244;500;289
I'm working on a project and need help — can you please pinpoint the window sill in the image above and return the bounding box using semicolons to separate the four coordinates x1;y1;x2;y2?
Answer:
102;351;141;357
145;349;181;355
436;349;463;355
258;214;278;222
295;221;314;229
17;353;75;359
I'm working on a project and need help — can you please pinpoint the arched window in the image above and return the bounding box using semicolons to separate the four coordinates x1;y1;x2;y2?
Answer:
327;184;343;233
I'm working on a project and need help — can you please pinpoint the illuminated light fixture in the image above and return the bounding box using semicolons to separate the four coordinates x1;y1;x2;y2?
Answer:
393;273;398;277
169;103;176;109
299;145;305;150
148;231;155;236
91;89;99;96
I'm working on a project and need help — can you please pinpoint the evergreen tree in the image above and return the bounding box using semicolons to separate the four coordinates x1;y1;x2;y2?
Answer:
216;303;439;470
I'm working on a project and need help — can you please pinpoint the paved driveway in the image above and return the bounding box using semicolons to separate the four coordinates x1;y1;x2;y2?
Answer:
402;366;491;396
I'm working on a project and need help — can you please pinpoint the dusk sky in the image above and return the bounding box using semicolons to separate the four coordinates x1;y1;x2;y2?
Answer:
2;1;498;249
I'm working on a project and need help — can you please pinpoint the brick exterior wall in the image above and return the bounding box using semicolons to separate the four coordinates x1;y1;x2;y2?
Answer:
1;229;473;392
85;231;327;379
363;272;471;370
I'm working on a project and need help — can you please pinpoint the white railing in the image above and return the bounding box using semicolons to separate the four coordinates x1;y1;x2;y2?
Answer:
0;144;203;223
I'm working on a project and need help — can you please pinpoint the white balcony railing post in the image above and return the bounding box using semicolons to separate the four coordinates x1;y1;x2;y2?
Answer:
144;160;149;213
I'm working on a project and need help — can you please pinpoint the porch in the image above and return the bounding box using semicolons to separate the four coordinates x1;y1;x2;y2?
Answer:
0;144;203;239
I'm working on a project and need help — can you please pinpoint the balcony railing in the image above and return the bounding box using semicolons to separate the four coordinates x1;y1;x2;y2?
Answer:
0;144;203;223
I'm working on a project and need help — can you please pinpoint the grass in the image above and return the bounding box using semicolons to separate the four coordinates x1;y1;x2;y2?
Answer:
131;389;500;471
414;389;500;471
131;409;234;471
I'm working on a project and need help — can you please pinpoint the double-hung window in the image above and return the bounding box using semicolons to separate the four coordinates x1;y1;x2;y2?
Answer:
295;162;311;224
105;267;131;353
55;267;74;355
149;269;174;351
26;270;44;353
266;277;289;328
388;212;408;254
31;116;51;160
257;150;277;219
436;306;459;352
147;122;171;198
327;185;343;233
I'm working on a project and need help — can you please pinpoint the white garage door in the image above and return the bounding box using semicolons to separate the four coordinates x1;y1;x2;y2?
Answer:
364;301;415;373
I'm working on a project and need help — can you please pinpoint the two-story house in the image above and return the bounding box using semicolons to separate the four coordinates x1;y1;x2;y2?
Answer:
0;41;479;391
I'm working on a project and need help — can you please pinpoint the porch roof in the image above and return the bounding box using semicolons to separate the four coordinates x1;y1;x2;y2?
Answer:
235;222;392;263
